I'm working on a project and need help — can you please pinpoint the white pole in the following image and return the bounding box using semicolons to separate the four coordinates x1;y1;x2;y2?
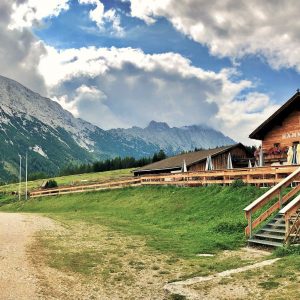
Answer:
25;152;28;200
18;154;22;201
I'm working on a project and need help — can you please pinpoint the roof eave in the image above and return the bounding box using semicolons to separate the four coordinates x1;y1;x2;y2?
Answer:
134;166;181;173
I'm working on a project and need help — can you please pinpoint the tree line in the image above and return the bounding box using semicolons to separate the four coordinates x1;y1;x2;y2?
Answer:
59;150;167;176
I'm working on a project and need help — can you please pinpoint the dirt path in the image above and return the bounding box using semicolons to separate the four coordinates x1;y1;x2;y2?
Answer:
164;257;280;299
0;213;56;300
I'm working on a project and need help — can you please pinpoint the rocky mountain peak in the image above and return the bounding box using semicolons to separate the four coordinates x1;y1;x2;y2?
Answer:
147;121;170;130
0;75;237;180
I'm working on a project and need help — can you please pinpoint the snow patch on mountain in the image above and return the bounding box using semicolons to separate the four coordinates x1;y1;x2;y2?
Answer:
31;145;48;158
0;75;97;151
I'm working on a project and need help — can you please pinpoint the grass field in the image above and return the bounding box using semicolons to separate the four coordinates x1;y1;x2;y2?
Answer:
1;183;299;298
0;168;133;194
0;185;265;256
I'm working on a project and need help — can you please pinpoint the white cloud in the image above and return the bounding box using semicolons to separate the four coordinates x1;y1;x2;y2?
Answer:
0;0;280;144
214;92;279;142
9;0;69;29
78;0;124;36
79;0;104;28
0;0;47;94
54;84;125;128
38;46;276;143
130;0;171;25
129;0;300;72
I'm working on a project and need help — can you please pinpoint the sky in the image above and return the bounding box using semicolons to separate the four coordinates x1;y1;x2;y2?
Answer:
2;0;300;144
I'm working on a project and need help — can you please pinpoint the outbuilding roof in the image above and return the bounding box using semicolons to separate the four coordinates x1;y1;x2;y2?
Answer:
134;143;243;174
249;91;300;140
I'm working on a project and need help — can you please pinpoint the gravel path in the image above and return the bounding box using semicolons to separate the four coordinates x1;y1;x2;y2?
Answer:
0;213;56;300
164;258;280;299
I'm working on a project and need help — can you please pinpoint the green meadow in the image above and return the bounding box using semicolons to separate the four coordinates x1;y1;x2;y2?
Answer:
0;168;133;194
1;181;300;299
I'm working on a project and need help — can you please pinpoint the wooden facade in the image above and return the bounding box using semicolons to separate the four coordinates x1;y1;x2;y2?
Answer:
188;146;247;171
250;91;300;165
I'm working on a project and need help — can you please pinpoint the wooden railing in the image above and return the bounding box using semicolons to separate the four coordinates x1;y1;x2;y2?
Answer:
141;165;298;186
29;165;299;198
30;178;142;198
280;195;300;244
244;166;300;238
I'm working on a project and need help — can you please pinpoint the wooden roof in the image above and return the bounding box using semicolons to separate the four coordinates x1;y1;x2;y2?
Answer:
134;143;244;173
249;91;300;140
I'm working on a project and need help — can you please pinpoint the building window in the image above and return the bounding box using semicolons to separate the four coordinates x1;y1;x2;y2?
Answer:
274;143;280;148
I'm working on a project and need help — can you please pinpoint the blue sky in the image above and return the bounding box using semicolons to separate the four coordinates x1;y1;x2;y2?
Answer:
2;0;300;143
35;2;231;70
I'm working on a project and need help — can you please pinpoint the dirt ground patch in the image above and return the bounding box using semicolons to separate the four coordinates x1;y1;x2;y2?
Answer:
2;212;298;300
29;220;193;299
0;212;58;300
26;218;276;300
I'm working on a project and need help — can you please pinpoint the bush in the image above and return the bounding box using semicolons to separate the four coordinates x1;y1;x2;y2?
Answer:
274;245;300;257
45;179;58;189
230;179;246;188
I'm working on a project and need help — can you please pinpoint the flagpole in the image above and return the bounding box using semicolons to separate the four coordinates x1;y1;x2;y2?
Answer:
18;154;22;201
25;151;28;200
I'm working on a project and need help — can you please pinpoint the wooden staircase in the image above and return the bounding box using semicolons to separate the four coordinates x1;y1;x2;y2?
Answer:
248;213;285;247
244;167;300;248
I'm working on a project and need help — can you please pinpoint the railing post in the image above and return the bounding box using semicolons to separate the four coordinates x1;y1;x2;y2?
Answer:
249;211;253;238
279;188;282;209
285;214;290;245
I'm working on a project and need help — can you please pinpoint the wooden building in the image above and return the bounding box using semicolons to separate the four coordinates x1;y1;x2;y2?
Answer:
249;91;300;165
134;143;248;176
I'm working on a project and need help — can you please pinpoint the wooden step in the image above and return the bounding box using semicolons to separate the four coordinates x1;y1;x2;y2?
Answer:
272;217;284;222
248;238;283;247
266;223;286;228
254;233;285;240
261;228;286;234
271;217;285;222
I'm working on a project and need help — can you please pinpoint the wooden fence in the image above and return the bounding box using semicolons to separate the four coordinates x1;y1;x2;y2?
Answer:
29;165;299;198
140;165;299;186
30;178;142;198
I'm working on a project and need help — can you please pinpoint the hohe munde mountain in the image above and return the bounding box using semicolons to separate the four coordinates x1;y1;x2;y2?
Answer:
0;75;235;181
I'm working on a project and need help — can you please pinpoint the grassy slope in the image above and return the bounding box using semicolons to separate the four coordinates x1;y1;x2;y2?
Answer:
0;168;133;194
0;185;264;257
2;183;299;298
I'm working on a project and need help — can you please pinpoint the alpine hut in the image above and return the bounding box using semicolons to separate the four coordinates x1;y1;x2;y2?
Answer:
249;90;300;166
134;143;248;176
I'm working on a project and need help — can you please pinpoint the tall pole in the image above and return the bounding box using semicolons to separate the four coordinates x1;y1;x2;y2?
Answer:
25;152;28;200
18;154;22;201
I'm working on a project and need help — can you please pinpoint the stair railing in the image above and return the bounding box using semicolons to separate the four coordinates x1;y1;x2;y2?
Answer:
279;195;300;244
244;166;300;238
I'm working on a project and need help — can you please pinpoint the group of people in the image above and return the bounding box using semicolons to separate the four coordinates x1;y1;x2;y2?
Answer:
287;144;300;165
254;144;300;165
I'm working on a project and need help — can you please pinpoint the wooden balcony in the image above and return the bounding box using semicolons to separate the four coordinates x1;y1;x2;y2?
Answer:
263;153;287;164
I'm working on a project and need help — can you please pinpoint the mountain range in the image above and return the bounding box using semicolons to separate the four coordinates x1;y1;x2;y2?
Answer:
0;75;235;181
